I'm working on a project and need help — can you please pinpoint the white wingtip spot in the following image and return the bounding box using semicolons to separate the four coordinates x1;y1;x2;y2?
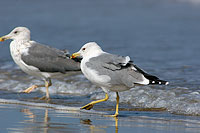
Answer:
122;56;131;66
125;56;130;64
165;82;169;85
152;81;155;83
159;82;161;84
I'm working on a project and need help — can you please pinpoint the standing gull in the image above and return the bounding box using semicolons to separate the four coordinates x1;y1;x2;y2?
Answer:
0;27;80;100
71;42;168;117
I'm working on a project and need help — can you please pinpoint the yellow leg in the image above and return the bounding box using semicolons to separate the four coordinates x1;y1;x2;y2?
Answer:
22;84;45;93
45;80;50;99
39;79;52;100
113;92;119;117
81;93;109;110
105;92;119;117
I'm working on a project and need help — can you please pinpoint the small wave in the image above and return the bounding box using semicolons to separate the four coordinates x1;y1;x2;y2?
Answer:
0;61;18;70
1;64;200;116
0;98;80;110
93;85;200;116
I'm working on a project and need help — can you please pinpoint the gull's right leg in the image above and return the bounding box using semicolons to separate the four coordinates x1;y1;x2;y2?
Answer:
81;93;109;110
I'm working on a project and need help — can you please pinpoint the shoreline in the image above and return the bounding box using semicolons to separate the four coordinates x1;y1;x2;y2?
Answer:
1;100;200;133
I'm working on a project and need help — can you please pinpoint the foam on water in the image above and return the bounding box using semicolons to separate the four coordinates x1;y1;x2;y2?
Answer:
105;86;200;116
1;61;200;116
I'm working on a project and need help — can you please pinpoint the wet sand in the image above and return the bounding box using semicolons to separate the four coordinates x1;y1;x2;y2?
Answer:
0;101;200;133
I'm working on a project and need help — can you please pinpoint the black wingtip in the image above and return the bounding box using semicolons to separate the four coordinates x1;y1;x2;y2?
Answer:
132;64;168;85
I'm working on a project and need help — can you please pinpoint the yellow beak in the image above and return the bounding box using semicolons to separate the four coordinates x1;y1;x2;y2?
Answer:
0;35;10;42
71;52;81;59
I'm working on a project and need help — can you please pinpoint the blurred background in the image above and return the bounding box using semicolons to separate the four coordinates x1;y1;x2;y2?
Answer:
0;0;200;115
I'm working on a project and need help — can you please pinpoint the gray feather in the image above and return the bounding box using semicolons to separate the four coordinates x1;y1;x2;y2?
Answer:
85;53;147;87
21;42;80;73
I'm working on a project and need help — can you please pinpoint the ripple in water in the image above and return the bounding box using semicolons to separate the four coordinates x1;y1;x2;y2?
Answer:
0;61;200;116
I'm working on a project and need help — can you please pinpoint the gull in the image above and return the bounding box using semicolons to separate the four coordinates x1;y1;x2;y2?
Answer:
0;27;80;100
71;42;168;117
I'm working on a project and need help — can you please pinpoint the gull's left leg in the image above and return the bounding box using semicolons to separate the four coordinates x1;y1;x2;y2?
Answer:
22;84;45;93
40;78;52;100
112;92;119;117
105;92;119;117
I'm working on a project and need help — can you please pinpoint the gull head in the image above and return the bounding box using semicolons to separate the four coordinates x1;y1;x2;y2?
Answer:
0;27;31;42
71;42;103;59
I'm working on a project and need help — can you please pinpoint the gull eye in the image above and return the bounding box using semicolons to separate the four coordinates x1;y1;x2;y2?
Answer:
14;31;18;34
82;48;86;51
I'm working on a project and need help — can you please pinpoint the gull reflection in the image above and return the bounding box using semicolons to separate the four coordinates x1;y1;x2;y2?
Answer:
44;109;50;133
80;118;107;133
20;108;50;133
114;117;119;133
80;116;119;133
20;108;36;121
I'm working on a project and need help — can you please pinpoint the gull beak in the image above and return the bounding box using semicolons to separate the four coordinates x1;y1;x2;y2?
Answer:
0;35;10;42
71;52;81;59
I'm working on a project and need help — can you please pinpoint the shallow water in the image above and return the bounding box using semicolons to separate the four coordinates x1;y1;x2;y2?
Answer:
1;103;200;133
0;0;200;132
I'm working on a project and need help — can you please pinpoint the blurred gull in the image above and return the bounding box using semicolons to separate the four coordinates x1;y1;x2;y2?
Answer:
72;42;168;117
0;27;80;100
